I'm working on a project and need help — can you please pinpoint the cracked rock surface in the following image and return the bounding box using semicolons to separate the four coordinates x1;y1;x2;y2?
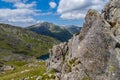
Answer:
47;0;120;80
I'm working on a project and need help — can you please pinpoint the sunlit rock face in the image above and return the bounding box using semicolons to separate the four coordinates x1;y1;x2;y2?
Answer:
47;0;120;80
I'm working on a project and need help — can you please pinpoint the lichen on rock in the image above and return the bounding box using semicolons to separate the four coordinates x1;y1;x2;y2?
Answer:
47;0;120;80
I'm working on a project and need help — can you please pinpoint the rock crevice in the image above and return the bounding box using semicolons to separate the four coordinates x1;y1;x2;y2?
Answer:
47;0;120;80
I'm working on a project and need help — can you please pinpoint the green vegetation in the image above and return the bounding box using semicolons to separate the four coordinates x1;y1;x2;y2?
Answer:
109;65;115;72
0;23;59;59
0;60;47;80
4;61;28;67
0;23;59;80
69;59;76;65
27;22;81;42
64;25;81;34
68;58;79;67
68;64;72;72
41;69;56;80
82;77;92;80
0;23;60;80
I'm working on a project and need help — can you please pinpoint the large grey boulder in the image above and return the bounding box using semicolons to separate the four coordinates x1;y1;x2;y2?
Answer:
47;0;120;80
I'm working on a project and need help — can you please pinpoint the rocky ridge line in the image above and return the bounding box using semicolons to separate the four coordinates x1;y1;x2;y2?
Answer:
47;0;120;80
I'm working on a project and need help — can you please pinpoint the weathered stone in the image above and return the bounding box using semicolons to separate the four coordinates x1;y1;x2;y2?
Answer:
47;0;120;80
36;76;41;80
1;65;14;71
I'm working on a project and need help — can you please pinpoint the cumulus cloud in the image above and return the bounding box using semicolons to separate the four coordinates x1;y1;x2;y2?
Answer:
0;9;36;22
14;2;36;9
57;0;108;19
49;2;57;9
2;0;21;3
0;0;38;27
39;12;53;16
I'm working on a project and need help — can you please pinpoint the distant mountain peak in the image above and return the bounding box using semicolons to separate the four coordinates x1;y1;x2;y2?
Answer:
0;23;59;60
27;22;81;42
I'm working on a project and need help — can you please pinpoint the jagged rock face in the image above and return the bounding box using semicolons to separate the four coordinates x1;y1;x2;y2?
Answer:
47;0;120;80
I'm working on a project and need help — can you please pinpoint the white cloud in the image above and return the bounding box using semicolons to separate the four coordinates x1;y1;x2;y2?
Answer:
2;0;21;3
14;2;36;9
2;0;29;3
49;2;57;9
39;12;52;16
0;0;38;27
0;9;36;22
57;0;108;19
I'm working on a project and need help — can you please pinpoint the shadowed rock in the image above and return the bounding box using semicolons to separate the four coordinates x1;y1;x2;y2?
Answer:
47;0;120;80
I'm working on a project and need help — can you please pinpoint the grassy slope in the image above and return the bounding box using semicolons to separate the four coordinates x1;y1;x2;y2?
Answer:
0;60;46;80
64;26;81;34
0;23;57;80
49;25;73;42
0;60;56;80
0;23;59;58
27;22;73;42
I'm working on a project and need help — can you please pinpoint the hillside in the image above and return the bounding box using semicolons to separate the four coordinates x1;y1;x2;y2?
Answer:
27;22;81;42
47;0;120;80
64;25;81;34
0;23;59;80
0;23;59;61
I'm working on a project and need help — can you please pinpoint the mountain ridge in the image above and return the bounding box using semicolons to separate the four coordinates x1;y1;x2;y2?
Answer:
27;22;81;42
0;23;59;61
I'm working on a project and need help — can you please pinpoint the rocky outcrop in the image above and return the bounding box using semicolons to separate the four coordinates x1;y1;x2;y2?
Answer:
1;65;14;71
0;62;4;73
47;0;120;80
0;63;14;73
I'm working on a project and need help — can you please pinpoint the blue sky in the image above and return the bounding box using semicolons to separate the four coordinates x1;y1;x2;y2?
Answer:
0;0;108;27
